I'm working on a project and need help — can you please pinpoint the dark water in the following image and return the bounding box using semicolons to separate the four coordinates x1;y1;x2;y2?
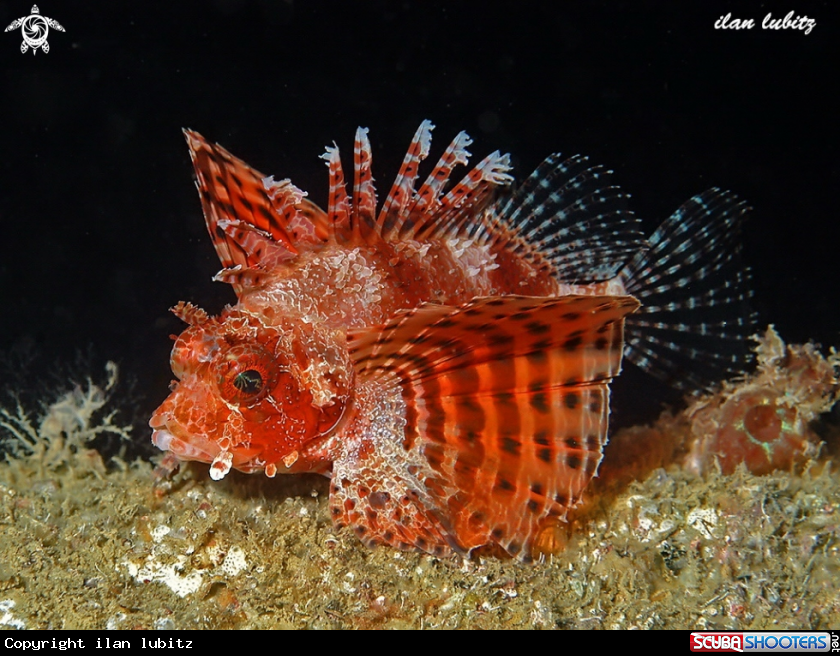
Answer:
1;1;835;443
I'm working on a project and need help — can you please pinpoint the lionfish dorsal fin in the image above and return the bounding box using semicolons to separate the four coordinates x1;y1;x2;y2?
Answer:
484;153;647;282
352;126;377;235
320;143;351;239
393;125;514;242
346;294;639;560
183;129;330;294
401;128;472;234
406;149;514;242
321;121;514;246
376;120;434;238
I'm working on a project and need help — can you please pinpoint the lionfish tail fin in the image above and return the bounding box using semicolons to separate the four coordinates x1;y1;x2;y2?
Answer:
486;154;647;282
619;189;756;390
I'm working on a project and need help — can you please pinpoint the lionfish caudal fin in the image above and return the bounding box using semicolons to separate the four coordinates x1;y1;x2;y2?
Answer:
473;148;754;390
489;161;756;390
618;189;756;390
339;294;640;560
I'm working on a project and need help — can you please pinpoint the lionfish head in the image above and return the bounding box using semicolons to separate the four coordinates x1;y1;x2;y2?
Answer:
149;302;351;479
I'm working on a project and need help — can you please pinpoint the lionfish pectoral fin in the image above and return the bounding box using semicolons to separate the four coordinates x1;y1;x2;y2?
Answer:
347;294;639;560
620;189;755;390
183;130;331;294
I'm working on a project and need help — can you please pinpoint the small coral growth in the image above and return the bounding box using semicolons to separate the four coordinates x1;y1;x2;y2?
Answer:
593;326;839;499
685;326;839;476
0;361;132;474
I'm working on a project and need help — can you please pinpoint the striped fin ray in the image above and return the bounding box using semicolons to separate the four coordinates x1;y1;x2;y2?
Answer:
351;127;377;235
183;129;330;294
402;130;473;230
347;294;639;560
328;397;461;557
377;120;434;238
350;303;454;379
487;154;646;282
313;123;513;246
620;189;755;390
410;150;513;241
319;144;351;239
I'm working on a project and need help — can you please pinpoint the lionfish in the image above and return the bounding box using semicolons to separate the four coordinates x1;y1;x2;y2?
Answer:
149;120;752;561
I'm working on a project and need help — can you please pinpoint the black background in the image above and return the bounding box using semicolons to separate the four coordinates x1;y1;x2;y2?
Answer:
0;1;836;447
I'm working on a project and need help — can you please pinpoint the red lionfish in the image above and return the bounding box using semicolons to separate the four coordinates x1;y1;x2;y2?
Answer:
149;120;752;561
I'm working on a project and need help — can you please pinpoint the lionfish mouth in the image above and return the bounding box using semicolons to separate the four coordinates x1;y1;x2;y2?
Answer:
149;418;266;479
150;426;220;464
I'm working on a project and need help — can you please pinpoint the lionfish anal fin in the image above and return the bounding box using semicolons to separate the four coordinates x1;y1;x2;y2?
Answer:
344;294;639;560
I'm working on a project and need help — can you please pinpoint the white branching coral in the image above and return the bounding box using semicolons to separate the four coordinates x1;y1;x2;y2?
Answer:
0;361;132;470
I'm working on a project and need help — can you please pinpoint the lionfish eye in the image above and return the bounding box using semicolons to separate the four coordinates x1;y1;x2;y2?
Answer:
214;344;279;406
233;369;263;395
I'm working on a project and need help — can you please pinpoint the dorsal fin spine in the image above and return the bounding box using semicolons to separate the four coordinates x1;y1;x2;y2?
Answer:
402;130;473;236
319;143;350;241
317;124;514;247
410;150;513;241
378;120;434;238
352;127;376;238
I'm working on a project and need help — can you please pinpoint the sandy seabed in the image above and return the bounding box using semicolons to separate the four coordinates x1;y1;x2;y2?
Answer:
0;330;837;630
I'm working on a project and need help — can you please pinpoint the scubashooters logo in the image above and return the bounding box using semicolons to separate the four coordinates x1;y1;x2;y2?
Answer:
4;5;64;54
690;632;834;653
692;634;745;653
